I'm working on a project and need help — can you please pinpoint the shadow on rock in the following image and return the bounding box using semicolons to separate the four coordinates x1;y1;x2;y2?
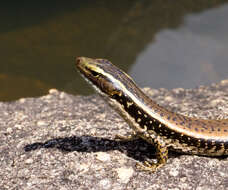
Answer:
24;135;171;162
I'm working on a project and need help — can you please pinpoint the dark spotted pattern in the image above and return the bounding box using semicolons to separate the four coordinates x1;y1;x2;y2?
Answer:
112;93;228;156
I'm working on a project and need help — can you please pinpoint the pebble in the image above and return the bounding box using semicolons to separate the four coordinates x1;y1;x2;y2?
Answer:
164;96;174;102
99;179;111;189
37;120;46;126
60;92;66;99
15;124;22;129
210;99;222;106
19;98;26;103
172;88;184;94
16;141;25;149
25;158;33;164
221;79;228;86
6;127;13;133
49;88;59;94
95;152;111;162
116;167;134;183
169;168;179;177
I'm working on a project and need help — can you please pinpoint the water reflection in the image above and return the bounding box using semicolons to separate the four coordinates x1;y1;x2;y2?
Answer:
131;4;228;89
0;1;227;101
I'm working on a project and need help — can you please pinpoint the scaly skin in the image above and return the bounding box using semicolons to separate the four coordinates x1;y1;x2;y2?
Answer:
76;57;228;172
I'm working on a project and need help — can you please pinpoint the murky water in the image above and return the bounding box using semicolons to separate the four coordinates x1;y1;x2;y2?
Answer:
130;3;228;89
1;1;228;101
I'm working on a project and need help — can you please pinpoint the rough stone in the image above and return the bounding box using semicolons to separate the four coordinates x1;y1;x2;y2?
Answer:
0;80;228;189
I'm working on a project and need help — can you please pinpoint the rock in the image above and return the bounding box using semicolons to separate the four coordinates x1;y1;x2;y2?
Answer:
0;80;228;189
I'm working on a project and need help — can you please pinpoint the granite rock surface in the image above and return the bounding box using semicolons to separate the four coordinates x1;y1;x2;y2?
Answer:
1;80;228;190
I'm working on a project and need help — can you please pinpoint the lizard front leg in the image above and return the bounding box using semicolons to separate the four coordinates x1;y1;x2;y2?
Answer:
137;131;169;172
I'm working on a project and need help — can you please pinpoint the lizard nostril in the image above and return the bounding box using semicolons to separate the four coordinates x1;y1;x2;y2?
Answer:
76;57;81;65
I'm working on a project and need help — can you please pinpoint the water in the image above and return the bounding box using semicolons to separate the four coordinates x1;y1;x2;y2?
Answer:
130;3;228;89
1;1;228;101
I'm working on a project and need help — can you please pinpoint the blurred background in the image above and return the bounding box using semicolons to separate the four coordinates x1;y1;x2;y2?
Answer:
1;0;228;101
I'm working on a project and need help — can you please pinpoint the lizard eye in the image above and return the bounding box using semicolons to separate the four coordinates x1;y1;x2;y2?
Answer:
90;70;99;77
